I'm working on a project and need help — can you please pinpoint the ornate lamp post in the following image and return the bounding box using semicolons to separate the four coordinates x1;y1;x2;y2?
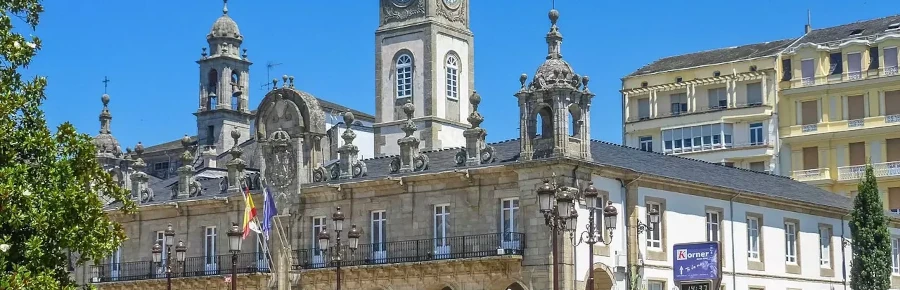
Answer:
576;183;619;290
318;207;362;290
536;179;579;290
151;223;186;290
636;207;660;235
227;222;243;290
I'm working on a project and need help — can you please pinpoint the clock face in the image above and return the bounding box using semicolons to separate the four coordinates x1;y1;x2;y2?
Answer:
391;0;413;7
443;0;461;8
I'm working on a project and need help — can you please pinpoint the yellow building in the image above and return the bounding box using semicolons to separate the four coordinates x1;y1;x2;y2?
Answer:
778;15;900;210
622;41;791;173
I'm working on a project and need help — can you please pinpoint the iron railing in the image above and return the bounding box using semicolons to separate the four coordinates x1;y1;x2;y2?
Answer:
90;252;270;283
293;232;525;270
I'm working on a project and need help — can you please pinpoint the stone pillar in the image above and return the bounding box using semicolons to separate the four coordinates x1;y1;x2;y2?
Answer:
176;135;193;199
131;142;149;202
397;102;420;173
464;91;487;166
226;129;246;193
625;180;641;290
338;112;359;179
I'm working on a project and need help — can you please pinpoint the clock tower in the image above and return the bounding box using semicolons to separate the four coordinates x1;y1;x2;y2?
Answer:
374;0;474;157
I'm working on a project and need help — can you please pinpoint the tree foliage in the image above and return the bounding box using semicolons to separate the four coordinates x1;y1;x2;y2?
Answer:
0;1;135;289
849;164;892;290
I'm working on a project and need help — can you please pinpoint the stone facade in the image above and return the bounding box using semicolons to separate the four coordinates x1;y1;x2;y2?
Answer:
77;1;890;290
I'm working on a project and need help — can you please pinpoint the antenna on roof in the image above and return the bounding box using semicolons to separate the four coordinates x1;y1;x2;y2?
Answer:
805;10;812;34
258;61;283;91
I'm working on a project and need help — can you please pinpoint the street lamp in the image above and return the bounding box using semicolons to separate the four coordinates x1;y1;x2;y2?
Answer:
151;223;186;290
576;182;619;290
317;207;362;290
537;178;584;290
636;207;660;234
227;222;243;290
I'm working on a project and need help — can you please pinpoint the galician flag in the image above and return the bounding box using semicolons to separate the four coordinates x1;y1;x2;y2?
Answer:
241;185;259;239
262;186;278;241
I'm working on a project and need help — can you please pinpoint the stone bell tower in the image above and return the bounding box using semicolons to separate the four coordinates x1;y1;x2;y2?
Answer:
516;9;595;161
196;0;252;155
373;0;475;156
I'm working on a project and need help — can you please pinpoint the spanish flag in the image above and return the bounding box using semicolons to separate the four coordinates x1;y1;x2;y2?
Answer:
241;186;259;239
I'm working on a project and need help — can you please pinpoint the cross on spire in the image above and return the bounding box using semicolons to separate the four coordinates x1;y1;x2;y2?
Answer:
102;76;110;94
551;0;555;9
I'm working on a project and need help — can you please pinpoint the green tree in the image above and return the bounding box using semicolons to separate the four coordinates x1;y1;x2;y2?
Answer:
849;164;892;290
0;1;135;289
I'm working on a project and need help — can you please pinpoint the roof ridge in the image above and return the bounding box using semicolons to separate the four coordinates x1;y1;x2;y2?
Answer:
811;13;900;32
588;139;792;180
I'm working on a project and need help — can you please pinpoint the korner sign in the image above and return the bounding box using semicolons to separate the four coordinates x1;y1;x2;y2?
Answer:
672;242;720;282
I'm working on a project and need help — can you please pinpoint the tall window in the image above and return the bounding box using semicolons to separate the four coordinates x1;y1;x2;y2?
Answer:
749;122;764;146
637;98;650;120
705;211;720;242
892;237;900;274
647;281;664;290
670;93;687;115
747;217;760;260
848;52;862;80
646;202;661;249
801;58;816;85
204;226;217;266
311;216;326;265
445;55;459;100
434;205;450;255
784;222;797;264
639;136;653;152
371;211;387;255
746;82;763;106
109;246;121;278
829;52;843;75
708;87;727;109
155;231;167;266
501;198;519;244
396;54;413;99
819;226;831;268
593;196;606;236
885;47;898;75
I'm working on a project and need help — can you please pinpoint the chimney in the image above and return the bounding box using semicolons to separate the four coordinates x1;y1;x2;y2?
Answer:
804;10;812;34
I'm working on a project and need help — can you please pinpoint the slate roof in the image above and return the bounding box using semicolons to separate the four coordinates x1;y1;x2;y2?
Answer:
127;137;853;212
793;14;900;45
626;39;796;77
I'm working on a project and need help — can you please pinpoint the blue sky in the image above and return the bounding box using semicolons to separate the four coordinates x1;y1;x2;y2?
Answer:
30;0;899;149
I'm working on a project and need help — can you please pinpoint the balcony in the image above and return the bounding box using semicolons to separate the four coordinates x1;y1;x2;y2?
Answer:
785;67;900;93
792;168;831;182
90;252;269;283
292;232;525;270
837;161;900;181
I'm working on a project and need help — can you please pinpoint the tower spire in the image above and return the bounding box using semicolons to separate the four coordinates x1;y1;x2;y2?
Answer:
546;9;563;60
99;94;112;134
223;0;229;15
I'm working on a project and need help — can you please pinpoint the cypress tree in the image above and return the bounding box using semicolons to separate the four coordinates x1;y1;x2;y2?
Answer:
849;164;892;290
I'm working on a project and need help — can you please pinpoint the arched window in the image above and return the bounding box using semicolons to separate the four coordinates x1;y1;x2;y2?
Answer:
230;71;241;110
207;69;219;110
396;54;413;99
535;107;553;139
505;283;525;290
568;104;582;137
445;55;459;100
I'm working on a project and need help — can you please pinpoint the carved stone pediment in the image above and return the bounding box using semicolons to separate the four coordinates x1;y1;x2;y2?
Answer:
437;0;467;25
382;0;426;25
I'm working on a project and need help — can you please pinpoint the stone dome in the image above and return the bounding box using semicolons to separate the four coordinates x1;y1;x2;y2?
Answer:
208;14;241;40
530;58;580;89
93;133;122;157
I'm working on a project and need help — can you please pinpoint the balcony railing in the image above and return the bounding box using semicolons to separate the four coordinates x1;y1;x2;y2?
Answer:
801;124;818;133
625;102;768;123
293;232;525;270
838;161;900;181
792;168;831;182
790;67;900;89
887;114;900;124
848;119;865;128
90;252;270;283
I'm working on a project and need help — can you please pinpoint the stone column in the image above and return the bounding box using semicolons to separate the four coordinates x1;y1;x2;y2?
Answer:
226;130;246;193
176;135;193;199
464;91;487;166
338;112;359;179
131;142;149;202
398;102;421;173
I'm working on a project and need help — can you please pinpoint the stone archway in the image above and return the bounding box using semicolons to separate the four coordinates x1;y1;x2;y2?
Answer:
585;263;615;290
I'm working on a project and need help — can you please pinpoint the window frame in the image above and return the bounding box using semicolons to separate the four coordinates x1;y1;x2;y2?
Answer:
371;210;387;251
819;225;832;268
749;122;764;146
784;222;797;264
639;136;653;152
204;226;217;265
645;202;662;249
396;54;414;99
705;210;720;242
747;216;760;261
445;54;460;100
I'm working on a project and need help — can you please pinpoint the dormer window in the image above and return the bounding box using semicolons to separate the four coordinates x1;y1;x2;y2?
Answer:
640;81;648;88
888;23;900;31
850;29;864;36
713;71;721;77
749;65;758;72
675;77;683;83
